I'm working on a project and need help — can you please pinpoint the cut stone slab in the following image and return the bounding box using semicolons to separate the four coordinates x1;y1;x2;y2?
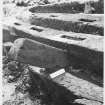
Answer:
8;38;69;69
53;72;103;103
16;11;104;35
3;20;103;76
29;66;103;105
29;1;103;14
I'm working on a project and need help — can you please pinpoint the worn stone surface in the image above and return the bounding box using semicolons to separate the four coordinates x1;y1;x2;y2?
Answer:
3;2;104;105
8;38;69;69
3;19;103;52
75;98;102;105
3;21;103;76
53;72;103;103
28;66;103;105
29;1;103;14
16;11;104;35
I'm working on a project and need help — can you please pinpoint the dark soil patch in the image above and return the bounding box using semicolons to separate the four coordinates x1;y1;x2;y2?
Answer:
30;27;43;32
79;18;96;22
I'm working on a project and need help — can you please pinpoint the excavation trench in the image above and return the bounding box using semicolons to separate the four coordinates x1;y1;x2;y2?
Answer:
3;29;103;105
9;64;102;105
3;2;104;105
16;12;104;36
3;23;103;77
29;17;103;36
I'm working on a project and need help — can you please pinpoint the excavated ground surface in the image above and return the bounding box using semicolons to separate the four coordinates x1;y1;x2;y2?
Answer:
3;59;103;105
3;17;103;76
3;1;103;105
16;12;104;35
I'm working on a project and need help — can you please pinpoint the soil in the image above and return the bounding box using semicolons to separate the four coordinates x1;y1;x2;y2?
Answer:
2;1;103;105
2;57;103;105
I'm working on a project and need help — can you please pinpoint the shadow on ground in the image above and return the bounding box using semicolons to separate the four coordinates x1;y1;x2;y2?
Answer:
27;69;83;105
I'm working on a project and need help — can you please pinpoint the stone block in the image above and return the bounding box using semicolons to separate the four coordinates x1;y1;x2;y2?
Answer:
8;38;69;69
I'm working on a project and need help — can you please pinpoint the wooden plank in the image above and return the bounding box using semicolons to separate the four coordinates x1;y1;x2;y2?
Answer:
50;69;65;79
